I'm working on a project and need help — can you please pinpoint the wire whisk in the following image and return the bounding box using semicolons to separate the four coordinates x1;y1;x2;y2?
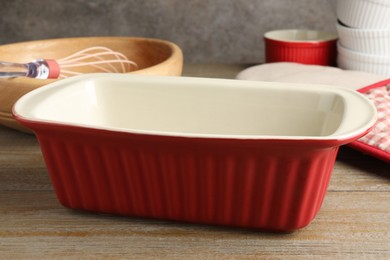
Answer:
0;46;138;79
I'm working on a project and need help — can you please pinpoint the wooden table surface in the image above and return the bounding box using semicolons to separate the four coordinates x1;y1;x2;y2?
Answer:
1;64;389;259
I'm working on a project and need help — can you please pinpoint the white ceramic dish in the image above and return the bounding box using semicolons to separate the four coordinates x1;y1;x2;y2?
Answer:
337;0;390;28
337;43;390;76
336;22;390;55
235;62;387;90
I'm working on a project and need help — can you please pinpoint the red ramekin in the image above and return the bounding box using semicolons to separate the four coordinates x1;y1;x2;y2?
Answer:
264;29;338;66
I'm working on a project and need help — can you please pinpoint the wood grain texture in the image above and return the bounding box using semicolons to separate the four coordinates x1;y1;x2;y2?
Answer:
0;64;389;259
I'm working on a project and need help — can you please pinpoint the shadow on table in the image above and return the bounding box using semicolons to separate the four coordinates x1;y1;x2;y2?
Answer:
337;146;389;180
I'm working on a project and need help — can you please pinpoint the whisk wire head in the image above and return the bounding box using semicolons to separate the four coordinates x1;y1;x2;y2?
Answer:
53;46;138;78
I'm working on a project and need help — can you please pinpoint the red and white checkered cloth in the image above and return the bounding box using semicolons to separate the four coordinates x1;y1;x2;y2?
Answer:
358;85;390;153
350;79;390;163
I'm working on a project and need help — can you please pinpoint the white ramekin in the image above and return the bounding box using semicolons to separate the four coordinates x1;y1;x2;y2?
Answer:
337;0;390;28
336;22;390;55
337;43;390;76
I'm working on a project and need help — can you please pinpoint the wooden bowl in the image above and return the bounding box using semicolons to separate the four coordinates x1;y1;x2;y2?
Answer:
0;37;183;132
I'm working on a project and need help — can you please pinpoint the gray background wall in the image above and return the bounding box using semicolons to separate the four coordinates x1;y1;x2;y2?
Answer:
0;0;337;63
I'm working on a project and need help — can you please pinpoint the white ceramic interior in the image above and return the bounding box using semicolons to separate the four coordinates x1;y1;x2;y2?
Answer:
13;74;376;140
264;30;337;43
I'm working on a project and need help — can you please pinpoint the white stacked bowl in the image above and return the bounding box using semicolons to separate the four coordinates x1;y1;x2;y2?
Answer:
336;0;390;76
337;43;390;76
337;0;390;29
336;23;390;55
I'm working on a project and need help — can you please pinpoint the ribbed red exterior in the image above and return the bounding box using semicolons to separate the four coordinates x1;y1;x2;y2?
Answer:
31;124;341;232
265;38;337;66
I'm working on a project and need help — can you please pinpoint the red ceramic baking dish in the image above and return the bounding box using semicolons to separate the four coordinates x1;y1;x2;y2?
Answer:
13;74;376;232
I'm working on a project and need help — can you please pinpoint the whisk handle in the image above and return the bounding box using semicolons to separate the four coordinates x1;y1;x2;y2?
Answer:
0;61;29;78
45;60;60;79
26;59;59;79
0;59;59;79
